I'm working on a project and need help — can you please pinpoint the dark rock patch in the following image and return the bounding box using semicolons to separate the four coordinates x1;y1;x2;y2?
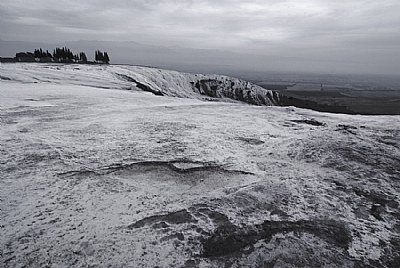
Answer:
116;73;163;96
58;169;100;177
370;204;385;221
160;233;185;242
202;224;256;258
183;259;200;268
115;73;136;83
353;189;398;209
332;180;347;190
290;119;327;127
336;124;358;134
128;209;196;229
152;221;169;229
0;75;11;80
236;137;265;145
269;208;289;218
337;124;357;130
101;160;254;176
201;219;351;258
191;207;234;228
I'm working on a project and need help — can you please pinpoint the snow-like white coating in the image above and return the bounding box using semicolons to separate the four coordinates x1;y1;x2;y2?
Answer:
0;63;278;105
0;63;399;267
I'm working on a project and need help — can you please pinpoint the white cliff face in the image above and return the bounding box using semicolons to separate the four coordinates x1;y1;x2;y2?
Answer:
0;63;279;105
0;64;399;267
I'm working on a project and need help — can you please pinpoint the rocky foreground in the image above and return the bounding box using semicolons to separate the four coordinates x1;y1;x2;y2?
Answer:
0;64;399;267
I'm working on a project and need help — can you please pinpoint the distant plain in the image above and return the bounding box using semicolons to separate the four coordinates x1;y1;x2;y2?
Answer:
253;72;400;115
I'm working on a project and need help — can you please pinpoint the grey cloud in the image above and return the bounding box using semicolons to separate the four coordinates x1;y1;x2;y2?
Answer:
0;0;399;75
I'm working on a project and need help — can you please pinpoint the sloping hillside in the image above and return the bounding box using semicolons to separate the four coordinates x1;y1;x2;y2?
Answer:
0;63;279;105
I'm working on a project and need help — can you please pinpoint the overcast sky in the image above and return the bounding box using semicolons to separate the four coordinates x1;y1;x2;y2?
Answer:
1;0;399;74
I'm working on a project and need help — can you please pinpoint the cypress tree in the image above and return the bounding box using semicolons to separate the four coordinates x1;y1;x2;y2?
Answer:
104;52;110;64
79;52;87;63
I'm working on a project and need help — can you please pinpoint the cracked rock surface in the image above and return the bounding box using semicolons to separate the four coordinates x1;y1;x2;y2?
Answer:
1;64;400;267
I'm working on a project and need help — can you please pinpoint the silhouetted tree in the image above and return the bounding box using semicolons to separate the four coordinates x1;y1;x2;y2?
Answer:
52;47;74;62
33;48;48;58
95;50;101;62
15;47;105;64
104;52;110;64
79;52;87;63
94;50;110;64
